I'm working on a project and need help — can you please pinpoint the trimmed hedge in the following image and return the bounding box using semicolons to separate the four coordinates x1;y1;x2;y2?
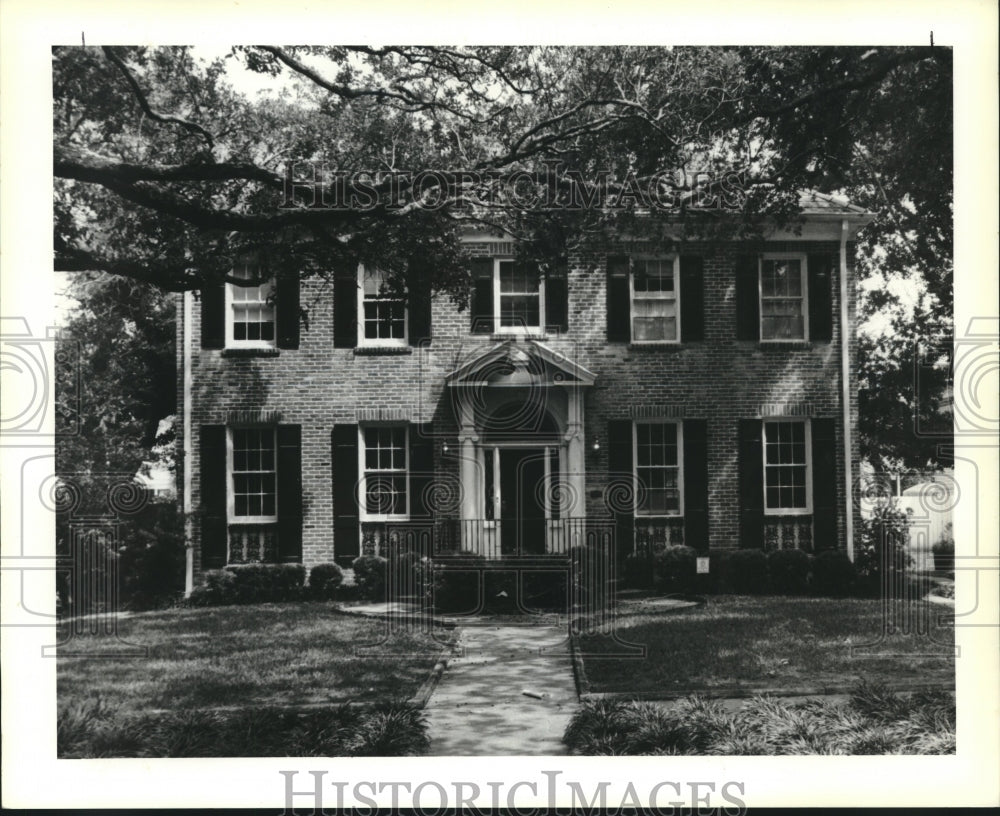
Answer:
811;550;857;597
352;555;387;601
720;549;769;594
652;545;698;594
767;549;814;595
432;551;486;613
187;564;305;606
308;563;344;600
621;552;651;589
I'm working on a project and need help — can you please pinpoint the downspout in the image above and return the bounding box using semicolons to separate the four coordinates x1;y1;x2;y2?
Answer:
182;291;194;595
840;219;854;560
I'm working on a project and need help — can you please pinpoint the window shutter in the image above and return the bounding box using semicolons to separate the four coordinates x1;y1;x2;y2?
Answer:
679;255;704;342
807;253;834;342
607;419;635;557
737;419;764;549
200;285;225;349
276;424;302;562
811;418;838;551
735;254;760;341
606;255;630;342
199;425;227;568
275;274;300;349
683;419;709;551
408;276;432;347
333;269;358;348
409;423;435;518
331;424;360;565
544;262;568;333
470;258;494;334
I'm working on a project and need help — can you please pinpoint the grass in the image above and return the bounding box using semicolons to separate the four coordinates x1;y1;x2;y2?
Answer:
58;601;452;755
577;596;954;694
563;681;955;755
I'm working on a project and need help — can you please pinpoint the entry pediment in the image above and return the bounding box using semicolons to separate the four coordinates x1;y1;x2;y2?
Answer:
445;340;596;388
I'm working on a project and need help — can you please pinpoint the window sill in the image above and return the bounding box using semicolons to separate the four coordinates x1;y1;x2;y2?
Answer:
489;332;550;342
756;341;813;351
353;345;413;356
627;342;686;351
221;347;280;358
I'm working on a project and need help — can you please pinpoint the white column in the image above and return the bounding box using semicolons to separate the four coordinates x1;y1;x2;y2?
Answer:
457;397;480;553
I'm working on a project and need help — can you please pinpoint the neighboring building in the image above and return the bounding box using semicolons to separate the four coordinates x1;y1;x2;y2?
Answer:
176;193;872;591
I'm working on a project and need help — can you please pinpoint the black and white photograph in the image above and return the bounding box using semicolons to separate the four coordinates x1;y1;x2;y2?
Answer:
2;0;997;811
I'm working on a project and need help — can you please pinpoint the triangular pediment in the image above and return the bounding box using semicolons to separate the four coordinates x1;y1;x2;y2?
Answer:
445;340;595;387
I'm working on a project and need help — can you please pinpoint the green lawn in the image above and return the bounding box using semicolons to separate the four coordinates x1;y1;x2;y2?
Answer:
58;602;452;716
577;596;954;695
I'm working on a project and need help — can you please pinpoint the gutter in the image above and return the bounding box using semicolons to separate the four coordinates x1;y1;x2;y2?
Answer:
840;219;854;560
182;291;194;595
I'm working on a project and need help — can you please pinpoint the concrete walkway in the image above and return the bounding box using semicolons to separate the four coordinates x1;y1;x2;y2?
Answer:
424;621;578;755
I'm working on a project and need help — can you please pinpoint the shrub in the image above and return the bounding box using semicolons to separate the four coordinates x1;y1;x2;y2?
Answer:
187;569;237;606
388;550;433;602
309;563;345;600
767;549;814;595
224;563;305;603
932;523;954;571
720;549;769;593
432;551;486;613
621;551;652;589
352;554;387;601
652;545;698;594
811;550;856;597
857;498;914;588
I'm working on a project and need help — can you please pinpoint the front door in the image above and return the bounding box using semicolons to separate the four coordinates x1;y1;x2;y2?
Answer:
499;448;547;555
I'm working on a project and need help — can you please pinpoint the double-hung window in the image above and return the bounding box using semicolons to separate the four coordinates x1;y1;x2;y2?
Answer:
496;260;544;333
227;259;275;347
360;426;409;519
763;419;812;514
229;428;278;521
759;254;808;341
358;266;407;346
633;421;683;516
630;257;680;343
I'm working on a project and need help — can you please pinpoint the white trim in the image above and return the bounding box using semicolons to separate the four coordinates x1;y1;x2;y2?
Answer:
840;219;854;560
761;418;813;515
356;264;409;348
493;258;546;335
226;426;279;524
628;255;681;344
182;291;193;596
358;423;411;522
632;419;685;518
758;253;809;343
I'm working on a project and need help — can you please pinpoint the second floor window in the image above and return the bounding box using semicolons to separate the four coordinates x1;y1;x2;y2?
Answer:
630;258;680;343
227;260;275;347
358;266;407;346
497;260;543;332
759;255;808;341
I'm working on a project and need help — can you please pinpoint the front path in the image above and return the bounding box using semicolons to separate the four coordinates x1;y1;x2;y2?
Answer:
424;620;578;755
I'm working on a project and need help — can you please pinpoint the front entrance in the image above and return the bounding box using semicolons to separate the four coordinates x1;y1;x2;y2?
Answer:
498;448;547;556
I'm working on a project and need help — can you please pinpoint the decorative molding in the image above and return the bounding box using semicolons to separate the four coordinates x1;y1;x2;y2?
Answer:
757;402;815;418
629;404;686;419
355;406;414;422
225;409;282;425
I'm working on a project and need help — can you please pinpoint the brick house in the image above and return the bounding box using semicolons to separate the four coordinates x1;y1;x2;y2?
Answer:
176;192;871;592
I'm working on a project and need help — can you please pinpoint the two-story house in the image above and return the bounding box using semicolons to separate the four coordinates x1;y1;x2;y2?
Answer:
176;192;871;593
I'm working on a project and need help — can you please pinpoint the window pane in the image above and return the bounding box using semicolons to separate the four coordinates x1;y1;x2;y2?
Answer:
499;294;540;327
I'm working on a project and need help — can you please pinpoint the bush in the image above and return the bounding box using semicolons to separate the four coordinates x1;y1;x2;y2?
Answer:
652;545;698;594
223;563;305;603
857;498;914;586
352;555;387;601
309;563;344;600
932;523;954;571
767;549;814;595
720;549;769;593
432;551;486;613
621;551;652;589
811;550;856;597
387;550;433;602
187;569;237;606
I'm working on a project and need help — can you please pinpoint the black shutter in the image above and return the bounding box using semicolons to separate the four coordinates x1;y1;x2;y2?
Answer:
607;419;635;558
807;254;834;342
333;269;358;348
276;424;302;562
408;276;432;347
811;418;838;552
200;285;225;349
606;255;630;342
470;258;493;334
737;419;764;550
679;255;704;342
276;274;300;349
409;423;435;518
683;419;709;551
544;263;568;333
735;254;759;341
331;424;360;565
200;425;227;568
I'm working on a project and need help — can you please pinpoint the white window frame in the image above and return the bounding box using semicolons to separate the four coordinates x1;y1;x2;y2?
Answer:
225;258;276;349
632;420;685;518
358;424;410;521
758;253;809;343
493;258;546;335
629;256;681;344
226;426;278;523
762;418;813;516
357;264;408;347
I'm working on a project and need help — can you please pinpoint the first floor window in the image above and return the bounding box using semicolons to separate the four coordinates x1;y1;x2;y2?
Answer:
497;259;543;332
759;255;807;341
229;427;277;520
359;266;407;345
630;257;680;343
362;425;409;518
763;419;811;513
228;258;275;346
634;421;683;515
